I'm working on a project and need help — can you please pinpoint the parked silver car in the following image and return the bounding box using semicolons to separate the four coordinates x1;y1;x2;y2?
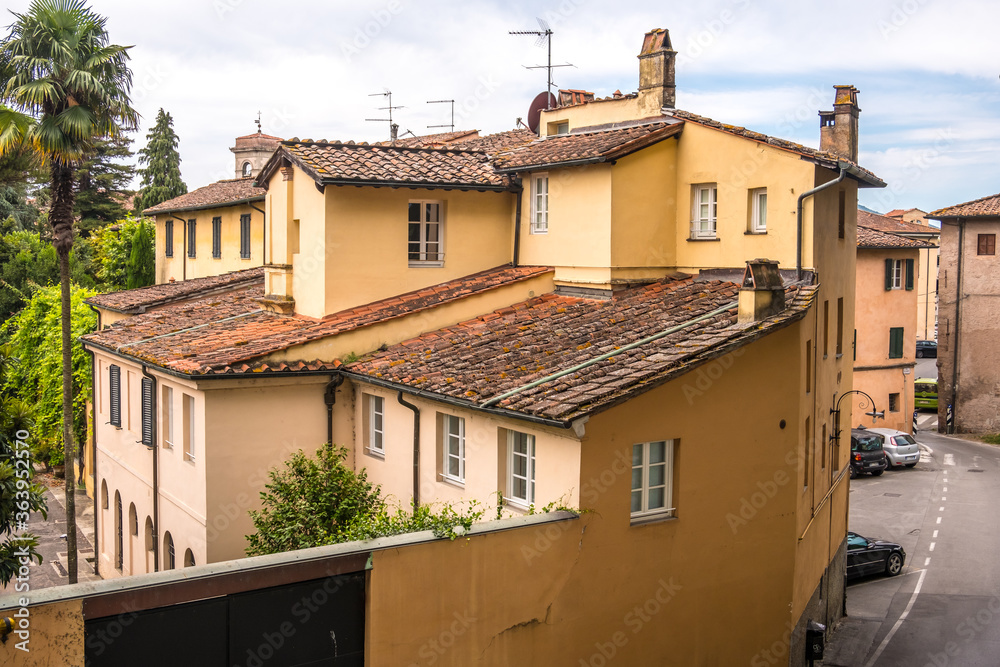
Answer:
866;427;920;468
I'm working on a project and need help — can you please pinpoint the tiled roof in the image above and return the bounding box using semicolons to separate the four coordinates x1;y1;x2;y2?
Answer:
493;120;683;172
346;276;816;423
86;268;265;314
378;130;481;148
857;226;934;250
263;141;513;191
450;129;537;154
929;193;1000;219
143;178;265;215
82;265;553;375
857;210;939;237
668;110;885;188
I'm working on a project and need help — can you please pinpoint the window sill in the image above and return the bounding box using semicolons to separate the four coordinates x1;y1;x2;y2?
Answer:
745;230;767;235
687;237;720;242
440;476;464;489
364;448;385;461
630;511;676;527
409;261;444;268
505;499;532;514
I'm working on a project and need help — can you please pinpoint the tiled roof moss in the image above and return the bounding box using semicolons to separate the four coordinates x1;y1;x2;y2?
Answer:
143;178;265;215
930;192;1000;218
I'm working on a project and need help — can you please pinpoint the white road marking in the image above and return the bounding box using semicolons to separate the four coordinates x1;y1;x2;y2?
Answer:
944;453;955;466
943;487;948;492
942;497;947;501
865;568;928;667
929;542;936;551
932;530;938;538
936;517;942;524
939;506;945;511
925;557;931;566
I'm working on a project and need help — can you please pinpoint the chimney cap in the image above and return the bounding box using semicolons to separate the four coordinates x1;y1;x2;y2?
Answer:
741;259;783;291
640;28;674;55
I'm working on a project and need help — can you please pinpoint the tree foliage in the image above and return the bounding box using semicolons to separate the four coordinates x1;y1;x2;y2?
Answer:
93;214;154;290
134;108;186;212
71;134;135;237
0;344;47;585
246;445;383;556
0;226;95;322
1;284;96;467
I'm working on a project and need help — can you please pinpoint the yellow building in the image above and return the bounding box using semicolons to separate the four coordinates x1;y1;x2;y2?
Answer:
853;223;934;433
79;27;885;665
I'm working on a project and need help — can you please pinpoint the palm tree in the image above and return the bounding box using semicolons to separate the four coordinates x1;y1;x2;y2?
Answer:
0;0;137;583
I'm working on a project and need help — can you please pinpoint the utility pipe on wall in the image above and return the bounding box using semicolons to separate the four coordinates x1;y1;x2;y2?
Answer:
397;392;421;513
324;374;345;446
796;165;848;281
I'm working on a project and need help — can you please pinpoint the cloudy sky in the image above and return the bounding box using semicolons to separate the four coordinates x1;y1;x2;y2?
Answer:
5;0;998;215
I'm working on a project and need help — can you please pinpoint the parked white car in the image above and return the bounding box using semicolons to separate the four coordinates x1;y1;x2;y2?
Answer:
865;428;920;468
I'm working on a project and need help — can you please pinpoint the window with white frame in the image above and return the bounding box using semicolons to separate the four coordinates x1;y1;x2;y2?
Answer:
631;440;675;520
507;430;536;508
161;386;173;449
530;174;548;234
691;184;717;239
889;259;903;289
441;414;465;484
364;394;384;455
408;201;443;265
749;188;767;233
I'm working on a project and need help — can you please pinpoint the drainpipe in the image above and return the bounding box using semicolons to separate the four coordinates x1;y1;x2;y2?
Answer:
397;392;420;513
796;165;848;281
951;219;964;434
324;374;345;446
168;214;187;281
249;202;266;265
85;305;101;576
140;365;160;571
512;179;523;268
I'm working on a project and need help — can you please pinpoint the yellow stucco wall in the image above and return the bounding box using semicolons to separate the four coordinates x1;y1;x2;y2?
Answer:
537;96;643;136
0;599;84;666
154;203;264;284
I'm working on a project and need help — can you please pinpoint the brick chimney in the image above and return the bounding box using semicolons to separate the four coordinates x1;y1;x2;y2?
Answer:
738;259;785;324
819;85;860;162
638;28;676;110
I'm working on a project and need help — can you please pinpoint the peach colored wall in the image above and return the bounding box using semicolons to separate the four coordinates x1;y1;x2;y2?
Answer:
349;380;581;513
154;204;264;284
537;96;642;136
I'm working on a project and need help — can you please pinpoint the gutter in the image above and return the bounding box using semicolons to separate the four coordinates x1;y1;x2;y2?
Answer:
512;178;523;268
140;366;160;572
323;374;345;446
396;392;421;513
796;164;848;281
144;196;266;218
319;178;512;193
86;304;101;577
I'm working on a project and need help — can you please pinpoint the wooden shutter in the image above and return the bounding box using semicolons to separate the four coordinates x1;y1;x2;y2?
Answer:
240;214;251;259
905;259;914;290
212;217;221;259
884;258;893;290
141;377;154;447
187;219;196;258
109;365;121;427
165;220;173;257
889;327;903;359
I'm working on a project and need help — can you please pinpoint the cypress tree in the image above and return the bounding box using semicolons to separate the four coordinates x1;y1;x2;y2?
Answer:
134;108;187;212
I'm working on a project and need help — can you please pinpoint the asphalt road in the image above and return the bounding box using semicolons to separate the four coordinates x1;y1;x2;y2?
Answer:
823;423;1000;666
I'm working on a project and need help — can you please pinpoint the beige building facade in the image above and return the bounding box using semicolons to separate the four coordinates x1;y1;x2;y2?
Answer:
930;193;1000;432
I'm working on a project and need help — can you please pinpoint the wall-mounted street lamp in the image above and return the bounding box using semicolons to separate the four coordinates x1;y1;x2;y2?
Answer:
830;389;884;444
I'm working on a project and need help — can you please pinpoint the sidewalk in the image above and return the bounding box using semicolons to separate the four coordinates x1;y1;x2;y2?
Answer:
0;469;101;598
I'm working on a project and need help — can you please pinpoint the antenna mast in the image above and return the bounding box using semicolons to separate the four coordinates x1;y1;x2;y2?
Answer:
426;99;455;132
509;18;573;109
365;90;406;141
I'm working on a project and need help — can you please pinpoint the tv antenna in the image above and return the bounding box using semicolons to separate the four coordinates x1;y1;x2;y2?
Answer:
427;99;455;132
509;18;574;109
366;89;405;141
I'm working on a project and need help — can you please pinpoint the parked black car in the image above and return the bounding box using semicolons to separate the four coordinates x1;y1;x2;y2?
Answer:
916;340;937;358
850;429;887;478
847;531;905;580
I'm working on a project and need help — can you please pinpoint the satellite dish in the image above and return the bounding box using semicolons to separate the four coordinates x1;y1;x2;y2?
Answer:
527;91;557;134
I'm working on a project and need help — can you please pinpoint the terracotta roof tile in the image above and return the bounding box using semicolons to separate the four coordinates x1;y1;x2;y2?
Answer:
143;178;265;215
346;276;817;422
494;120;682;171
86;268;265;314
856;210;938;236
668;109;884;187
377;129;481;148
857;226;935;249
930;192;1000;219
271;141;513;191
82;265;552;375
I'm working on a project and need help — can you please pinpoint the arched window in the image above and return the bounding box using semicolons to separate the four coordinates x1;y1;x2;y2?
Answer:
100;479;108;509
129;503;138;536
163;532;175;570
242;161;252;178
144;517;154;552
114;492;123;571
184;549;195;568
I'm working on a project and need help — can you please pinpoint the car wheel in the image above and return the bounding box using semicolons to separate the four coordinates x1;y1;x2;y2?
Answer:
871;470;884;477
905;463;917;468
886;552;903;576
850;466;857;479
916;350;923;358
